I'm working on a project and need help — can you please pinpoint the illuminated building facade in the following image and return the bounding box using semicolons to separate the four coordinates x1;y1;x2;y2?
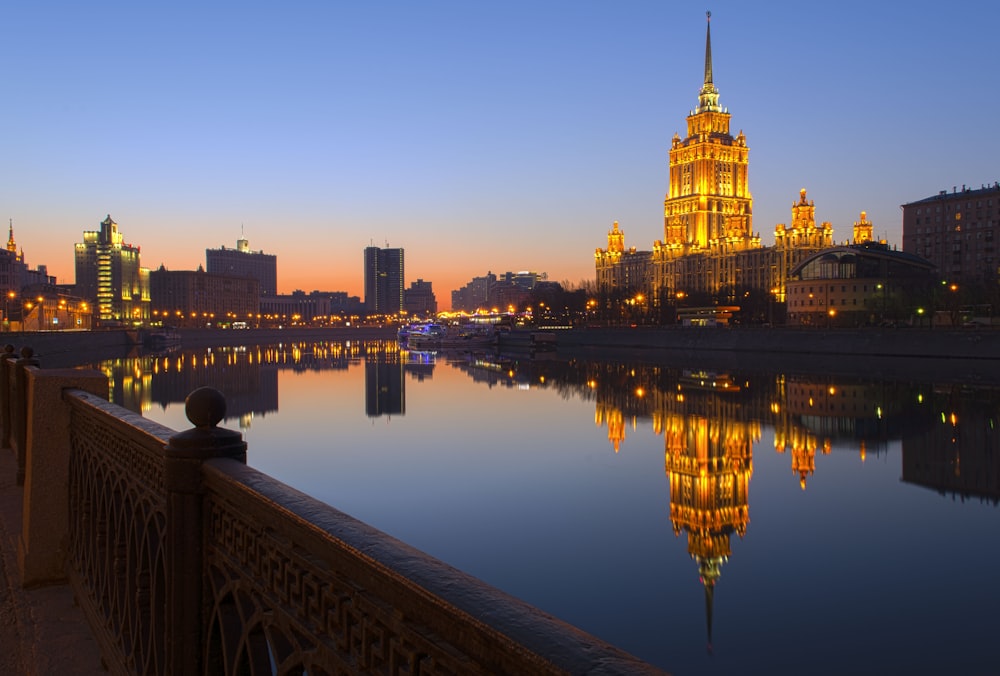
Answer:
594;221;652;300
596;15;836;316
74;215;151;324
901;182;1000;284
206;236;277;297
785;240;935;327
364;245;404;315
149;266;260;327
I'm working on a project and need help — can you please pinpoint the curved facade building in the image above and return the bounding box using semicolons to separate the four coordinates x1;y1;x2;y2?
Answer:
786;242;935;327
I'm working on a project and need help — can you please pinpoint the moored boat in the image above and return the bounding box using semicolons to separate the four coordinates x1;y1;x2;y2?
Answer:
405;323;447;349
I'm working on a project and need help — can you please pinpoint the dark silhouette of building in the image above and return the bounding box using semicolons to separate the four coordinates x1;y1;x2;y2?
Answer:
149;266;260;327
364;246;404;315
206;235;277;296
901;182;1000;284
404;279;437;316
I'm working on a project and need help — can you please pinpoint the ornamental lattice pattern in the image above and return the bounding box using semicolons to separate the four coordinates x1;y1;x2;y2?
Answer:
202;482;482;675
67;395;169;675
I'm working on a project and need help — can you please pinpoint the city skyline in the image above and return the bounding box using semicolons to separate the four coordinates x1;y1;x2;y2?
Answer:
4;2;999;308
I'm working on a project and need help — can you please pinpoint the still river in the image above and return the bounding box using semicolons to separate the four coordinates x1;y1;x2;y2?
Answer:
81;337;998;675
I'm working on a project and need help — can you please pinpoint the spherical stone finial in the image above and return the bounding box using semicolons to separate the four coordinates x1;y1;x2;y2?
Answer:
185;387;226;428
20;346;33;358
3;344;14;355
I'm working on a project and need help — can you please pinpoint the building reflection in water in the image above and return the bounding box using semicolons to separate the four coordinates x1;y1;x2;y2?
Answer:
902;384;1000;505
92;340;366;428
89;341;1000;656
564;358;995;652
660;372;754;653
366;342;405;418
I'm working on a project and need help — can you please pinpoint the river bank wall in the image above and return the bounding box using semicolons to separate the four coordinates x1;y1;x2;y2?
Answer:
553;326;1000;384
7;325;1000;383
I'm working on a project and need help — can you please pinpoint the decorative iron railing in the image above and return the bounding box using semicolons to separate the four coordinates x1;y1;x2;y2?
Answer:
9;378;663;675
66;390;173;674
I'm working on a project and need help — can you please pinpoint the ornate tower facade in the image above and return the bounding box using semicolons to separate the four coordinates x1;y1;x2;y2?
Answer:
595;221;651;306
663;12;753;252
852;211;874;245
599;12;851;318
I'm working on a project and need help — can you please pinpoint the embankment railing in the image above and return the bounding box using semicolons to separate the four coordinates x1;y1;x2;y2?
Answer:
5;353;663;675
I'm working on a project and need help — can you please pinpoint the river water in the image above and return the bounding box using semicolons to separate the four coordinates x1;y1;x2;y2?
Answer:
82;338;999;675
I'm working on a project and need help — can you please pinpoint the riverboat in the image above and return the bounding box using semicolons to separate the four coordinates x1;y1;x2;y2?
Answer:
405;323;448;349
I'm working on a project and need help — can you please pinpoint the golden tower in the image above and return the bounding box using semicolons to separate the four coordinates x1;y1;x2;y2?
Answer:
663;11;753;251
853;211;874;244
6;219;16;254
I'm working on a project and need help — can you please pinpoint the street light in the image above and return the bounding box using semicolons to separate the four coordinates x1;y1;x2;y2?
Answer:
4;291;14;331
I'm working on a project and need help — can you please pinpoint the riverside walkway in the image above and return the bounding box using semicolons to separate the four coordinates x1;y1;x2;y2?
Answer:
0;447;104;675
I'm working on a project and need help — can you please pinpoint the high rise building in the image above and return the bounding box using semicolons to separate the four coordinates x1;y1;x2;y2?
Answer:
363;246;404;315
74;215;150;324
206;236;277;297
597;14;835;315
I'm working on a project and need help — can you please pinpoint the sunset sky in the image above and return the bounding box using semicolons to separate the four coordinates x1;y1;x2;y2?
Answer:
3;2;999;308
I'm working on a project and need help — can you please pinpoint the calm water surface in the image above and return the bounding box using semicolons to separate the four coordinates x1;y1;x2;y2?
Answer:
89;339;1000;675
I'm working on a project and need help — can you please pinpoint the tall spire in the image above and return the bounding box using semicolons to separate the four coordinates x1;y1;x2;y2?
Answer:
7;219;16;254
696;11;722;114
704;11;713;86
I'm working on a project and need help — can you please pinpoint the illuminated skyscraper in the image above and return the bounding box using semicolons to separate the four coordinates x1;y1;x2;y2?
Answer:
364;246;404;315
74;215;150;324
662;11;754;252
597;14;834;315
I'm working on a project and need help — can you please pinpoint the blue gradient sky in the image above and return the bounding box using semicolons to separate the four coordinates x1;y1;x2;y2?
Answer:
3;2;998;307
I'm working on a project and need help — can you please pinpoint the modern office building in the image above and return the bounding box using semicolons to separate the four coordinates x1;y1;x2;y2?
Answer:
206;236;277;297
363;246;404;315
74;215;150;324
149;266;260;327
596;15;836;315
901;182;1000;285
